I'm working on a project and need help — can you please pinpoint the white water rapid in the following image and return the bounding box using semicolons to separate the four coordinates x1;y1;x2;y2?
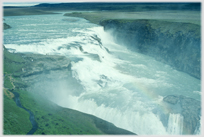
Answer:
3;14;201;135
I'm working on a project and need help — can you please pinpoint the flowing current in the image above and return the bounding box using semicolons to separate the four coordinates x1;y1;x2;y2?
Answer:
4;13;201;135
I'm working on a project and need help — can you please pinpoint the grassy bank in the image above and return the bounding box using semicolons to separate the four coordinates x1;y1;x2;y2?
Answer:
3;46;33;134
3;91;32;134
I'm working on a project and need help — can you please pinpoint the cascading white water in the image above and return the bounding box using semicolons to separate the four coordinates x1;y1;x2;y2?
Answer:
194;116;201;135
57;95;168;135
4;14;201;135
167;113;183;135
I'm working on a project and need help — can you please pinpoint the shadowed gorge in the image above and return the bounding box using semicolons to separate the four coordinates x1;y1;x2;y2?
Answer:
100;19;201;79
3;2;201;135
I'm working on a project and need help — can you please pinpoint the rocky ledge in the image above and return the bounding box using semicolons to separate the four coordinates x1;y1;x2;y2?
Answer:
163;95;201;134
3;23;11;30
13;54;70;78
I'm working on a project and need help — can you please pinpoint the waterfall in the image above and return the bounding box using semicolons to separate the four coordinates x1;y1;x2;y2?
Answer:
167;113;183;135
194;116;201;135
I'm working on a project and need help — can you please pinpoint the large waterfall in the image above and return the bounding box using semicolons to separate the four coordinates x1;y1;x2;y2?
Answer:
4;13;201;135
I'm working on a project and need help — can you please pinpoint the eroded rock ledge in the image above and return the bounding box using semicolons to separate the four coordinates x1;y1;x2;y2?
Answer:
13;54;71;78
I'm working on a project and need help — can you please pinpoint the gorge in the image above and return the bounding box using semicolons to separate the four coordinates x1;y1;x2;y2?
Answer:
3;2;201;135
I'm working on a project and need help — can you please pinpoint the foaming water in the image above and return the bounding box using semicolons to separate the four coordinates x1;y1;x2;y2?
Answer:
4;14;201;135
167;113;183;134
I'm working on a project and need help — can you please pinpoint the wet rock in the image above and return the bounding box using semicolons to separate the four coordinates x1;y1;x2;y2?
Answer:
14;54;70;77
79;46;83;52
179;95;201;134
163;95;179;104
163;95;201;134
91;35;102;45
3;23;11;30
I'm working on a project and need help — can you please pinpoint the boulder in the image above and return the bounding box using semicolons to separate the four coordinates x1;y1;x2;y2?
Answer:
3;23;11;30
163;95;179;104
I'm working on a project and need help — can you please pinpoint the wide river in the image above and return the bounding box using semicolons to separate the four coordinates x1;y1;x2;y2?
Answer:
4;13;201;135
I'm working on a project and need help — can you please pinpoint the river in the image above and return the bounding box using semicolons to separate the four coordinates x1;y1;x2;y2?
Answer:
3;13;201;135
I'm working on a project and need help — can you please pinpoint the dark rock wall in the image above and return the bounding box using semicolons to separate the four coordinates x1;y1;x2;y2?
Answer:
100;19;201;79
3;23;11;30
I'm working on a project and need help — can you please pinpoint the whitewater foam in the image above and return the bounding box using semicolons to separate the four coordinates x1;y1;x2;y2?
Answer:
167;113;184;135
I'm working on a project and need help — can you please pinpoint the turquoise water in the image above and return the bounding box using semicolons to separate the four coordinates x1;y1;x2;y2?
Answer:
4;13;201;135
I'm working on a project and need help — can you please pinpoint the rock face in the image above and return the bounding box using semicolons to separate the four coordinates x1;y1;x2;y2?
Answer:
163;95;201;134
100;19;201;79
3;23;11;30
163;95;179;105
12;54;70;78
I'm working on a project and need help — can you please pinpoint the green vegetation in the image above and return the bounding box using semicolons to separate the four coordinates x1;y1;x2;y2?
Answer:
3;46;32;134
3;93;32;134
18;89;103;135
4;48;26;75
4;76;14;90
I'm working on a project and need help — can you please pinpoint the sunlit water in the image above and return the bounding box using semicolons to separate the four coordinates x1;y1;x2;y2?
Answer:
4;13;201;135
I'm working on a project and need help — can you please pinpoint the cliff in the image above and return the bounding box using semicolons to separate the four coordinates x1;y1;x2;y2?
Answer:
100;19;201;79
